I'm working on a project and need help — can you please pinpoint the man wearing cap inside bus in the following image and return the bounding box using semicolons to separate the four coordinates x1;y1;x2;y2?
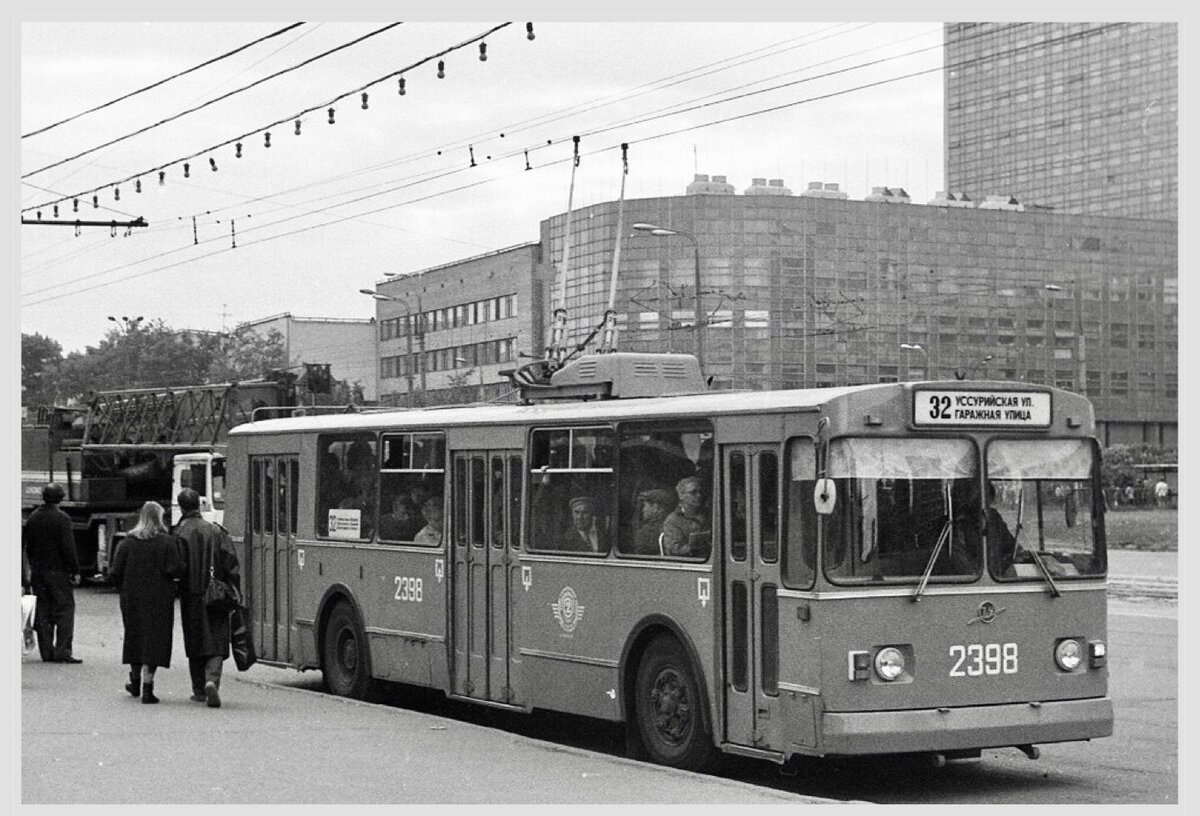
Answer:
661;476;711;558
633;488;675;555
562;495;607;553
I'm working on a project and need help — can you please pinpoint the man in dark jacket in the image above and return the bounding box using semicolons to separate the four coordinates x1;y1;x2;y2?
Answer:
23;483;82;663
174;488;240;708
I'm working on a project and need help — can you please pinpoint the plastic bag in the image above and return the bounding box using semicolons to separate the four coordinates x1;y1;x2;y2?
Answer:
21;594;37;654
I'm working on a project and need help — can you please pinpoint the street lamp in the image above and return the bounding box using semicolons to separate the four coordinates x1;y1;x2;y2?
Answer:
107;315;144;388
632;222;704;374
1044;282;1085;393
454;356;485;401
360;288;426;404
900;342;933;380
955;354;995;380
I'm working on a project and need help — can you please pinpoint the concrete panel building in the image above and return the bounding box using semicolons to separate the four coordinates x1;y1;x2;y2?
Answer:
371;242;554;406
240;313;377;401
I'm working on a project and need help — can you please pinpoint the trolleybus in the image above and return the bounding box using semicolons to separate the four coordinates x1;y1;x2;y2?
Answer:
225;352;1111;770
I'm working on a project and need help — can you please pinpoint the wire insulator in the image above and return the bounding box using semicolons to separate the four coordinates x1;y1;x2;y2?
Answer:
398;76;406;95
236;142;243;157
92;195;98;208
479;42;487;61
183;163;190;178
135;179;141;194
114;187;120;201
209;157;218;172
158;171;165;186
361;92;369;110
437;60;445;79
73;198;79;212
526;22;535;40
328;107;336;124
52;205;58;217
294;119;302;135
264;132;271;148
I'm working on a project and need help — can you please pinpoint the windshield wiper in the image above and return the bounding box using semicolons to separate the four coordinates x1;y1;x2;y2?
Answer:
912;517;953;602
1026;549;1062;598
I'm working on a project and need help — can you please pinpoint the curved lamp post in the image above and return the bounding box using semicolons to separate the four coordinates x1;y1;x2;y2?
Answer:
360;288;426;404
900;342;932;380
632;222;704;373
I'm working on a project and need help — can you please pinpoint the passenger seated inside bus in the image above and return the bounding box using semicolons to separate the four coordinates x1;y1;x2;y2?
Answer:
413;495;443;546
379;494;423;542
561;496;608;553
661;477;711;559
631;488;675;555
986;481;1019;574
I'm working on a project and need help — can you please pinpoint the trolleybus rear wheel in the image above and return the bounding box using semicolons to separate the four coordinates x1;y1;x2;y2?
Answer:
322;601;373;699
633;635;715;771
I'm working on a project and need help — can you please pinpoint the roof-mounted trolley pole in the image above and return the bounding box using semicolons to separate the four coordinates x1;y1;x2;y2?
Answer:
546;136;581;367
598;144;629;355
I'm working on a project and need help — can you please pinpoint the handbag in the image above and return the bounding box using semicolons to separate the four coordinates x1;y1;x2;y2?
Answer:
203;564;241;612
229;605;257;671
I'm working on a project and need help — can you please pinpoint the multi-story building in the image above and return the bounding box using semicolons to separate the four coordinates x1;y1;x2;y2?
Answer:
240;313;378;401
371;243;554;406
944;22;1178;219
539;177;1176;445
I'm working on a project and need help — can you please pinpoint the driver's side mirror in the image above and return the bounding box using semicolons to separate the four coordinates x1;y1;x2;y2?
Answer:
814;478;837;515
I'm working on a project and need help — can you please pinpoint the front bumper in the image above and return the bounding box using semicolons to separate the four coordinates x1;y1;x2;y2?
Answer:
819;697;1113;756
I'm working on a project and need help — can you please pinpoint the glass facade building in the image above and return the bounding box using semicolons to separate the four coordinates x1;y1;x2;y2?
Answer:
944;22;1177;220
541;187;1177;445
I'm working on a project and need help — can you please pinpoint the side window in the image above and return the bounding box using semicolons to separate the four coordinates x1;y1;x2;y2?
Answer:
317;432;378;540
379;432;446;546
782;438;817;588
529;427;615;555
616;420;714;560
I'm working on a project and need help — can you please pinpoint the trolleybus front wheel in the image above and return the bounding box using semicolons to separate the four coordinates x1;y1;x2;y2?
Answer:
322;601;374;699
633;635;715;771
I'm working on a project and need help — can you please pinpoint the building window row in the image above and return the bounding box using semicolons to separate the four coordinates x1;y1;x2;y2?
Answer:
380;294;518;340
380;337;518;380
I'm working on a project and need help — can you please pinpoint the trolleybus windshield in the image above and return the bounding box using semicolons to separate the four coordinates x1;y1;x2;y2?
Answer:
985;439;1104;580
824;437;981;584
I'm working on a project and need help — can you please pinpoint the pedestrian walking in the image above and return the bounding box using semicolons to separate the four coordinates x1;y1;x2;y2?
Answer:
173;488;240;708
1154;479;1170;508
110;501;186;704
22;483;83;663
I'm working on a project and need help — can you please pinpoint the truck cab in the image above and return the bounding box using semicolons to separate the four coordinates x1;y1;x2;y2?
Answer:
171;451;226;526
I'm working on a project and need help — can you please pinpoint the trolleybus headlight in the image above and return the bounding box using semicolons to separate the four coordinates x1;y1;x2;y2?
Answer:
874;647;906;681
1054;638;1083;672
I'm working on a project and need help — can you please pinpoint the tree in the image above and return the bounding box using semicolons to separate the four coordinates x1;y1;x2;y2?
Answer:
21;333;63;406
211;326;288;382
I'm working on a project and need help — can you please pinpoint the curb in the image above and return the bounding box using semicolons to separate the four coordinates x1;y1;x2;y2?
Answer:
1108;577;1177;599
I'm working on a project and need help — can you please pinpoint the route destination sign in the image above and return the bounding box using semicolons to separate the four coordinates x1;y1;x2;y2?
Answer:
913;389;1052;428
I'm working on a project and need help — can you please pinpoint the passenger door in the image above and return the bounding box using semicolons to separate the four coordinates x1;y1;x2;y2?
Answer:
247;454;299;663
451;451;522;702
721;444;783;750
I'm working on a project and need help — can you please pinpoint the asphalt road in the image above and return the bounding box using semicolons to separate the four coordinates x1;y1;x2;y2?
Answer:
21;580;1177;804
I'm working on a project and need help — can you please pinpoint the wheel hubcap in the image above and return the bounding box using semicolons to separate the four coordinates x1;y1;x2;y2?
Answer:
650;668;691;746
339;630;358;674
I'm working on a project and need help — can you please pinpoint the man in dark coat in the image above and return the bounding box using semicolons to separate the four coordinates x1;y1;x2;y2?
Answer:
23;483;83;663
174;488;241;708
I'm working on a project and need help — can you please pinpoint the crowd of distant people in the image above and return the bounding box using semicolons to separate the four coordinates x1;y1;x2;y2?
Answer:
1104;478;1173;510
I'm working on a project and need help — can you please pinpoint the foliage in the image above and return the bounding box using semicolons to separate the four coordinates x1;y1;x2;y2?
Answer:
1100;443;1176;490
209;327;288;382
21;333;63;406
30;322;292;405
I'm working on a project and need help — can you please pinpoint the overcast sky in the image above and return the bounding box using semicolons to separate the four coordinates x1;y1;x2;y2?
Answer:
20;18;947;355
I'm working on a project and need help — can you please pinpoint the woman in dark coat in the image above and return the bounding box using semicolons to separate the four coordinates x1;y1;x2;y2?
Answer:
111;501;186;704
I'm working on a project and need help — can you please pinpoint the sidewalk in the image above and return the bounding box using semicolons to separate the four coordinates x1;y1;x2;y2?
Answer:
1106;549;1178;599
21;589;844;805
